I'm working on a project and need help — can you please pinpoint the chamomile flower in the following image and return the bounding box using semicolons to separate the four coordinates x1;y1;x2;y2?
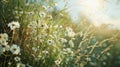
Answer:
8;21;20;30
39;12;46;17
60;38;67;43
66;27;73;32
47;15;53;20
0;33;8;41
10;44;20;55
14;56;21;62
40;23;48;29
42;5;47;10
0;39;8;46
55;58;62;66
47;39;54;45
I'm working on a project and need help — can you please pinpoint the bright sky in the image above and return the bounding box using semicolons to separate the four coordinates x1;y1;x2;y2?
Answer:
56;0;120;29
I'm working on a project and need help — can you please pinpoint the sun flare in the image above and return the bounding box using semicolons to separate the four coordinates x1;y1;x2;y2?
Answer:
77;0;120;28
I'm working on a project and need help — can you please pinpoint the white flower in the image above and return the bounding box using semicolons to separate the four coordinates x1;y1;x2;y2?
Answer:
14;56;21;62
47;39;54;45
16;63;25;67
10;44;20;55
47;15;52;20
42;5;47;10
66;27;75;37
0;33;8;41
39;12;46;17
0;39;8;46
8;21;20;30
27;21;37;29
67;31;75;37
60;38;67;43
40;23;48;29
66;27;73;32
55;58;62;66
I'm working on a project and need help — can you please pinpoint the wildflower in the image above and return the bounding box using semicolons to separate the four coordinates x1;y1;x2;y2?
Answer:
42;5;47;10
14;56;21;62
16;63;25;67
47;39;54;45
39;12;46;17
27;21;37;29
0;39;8;46
8;21;20;30
10;44;20;55
60;38;67;43
47;15;53;20
66;27;73;32
2;0;8;3
66;27;75;37
67;31;75;37
55;58;62;66
0;33;8;41
40;23;48;29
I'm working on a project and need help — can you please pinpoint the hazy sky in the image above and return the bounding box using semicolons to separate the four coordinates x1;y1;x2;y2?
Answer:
56;0;120;29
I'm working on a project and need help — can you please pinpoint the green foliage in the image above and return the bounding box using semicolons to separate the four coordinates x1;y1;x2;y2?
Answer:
0;0;120;67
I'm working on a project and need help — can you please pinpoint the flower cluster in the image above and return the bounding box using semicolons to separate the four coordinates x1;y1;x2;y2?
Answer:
66;27;75;37
0;21;22;67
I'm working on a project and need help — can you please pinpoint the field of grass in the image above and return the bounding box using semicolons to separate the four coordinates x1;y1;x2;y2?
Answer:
0;0;120;67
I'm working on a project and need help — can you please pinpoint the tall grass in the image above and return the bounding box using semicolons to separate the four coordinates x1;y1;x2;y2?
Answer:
0;0;119;67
